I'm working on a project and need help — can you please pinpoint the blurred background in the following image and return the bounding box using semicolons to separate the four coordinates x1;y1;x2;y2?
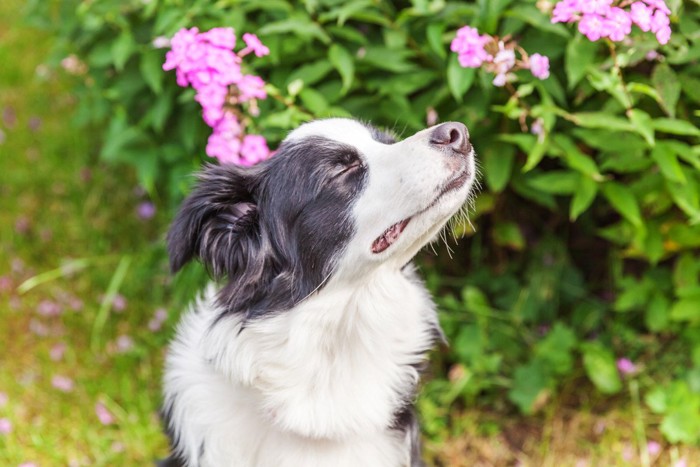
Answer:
1;0;699;465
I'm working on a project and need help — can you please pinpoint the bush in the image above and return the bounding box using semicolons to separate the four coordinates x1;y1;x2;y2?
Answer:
30;0;700;446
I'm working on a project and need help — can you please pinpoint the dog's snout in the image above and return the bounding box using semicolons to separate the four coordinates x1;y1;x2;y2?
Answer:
430;122;471;155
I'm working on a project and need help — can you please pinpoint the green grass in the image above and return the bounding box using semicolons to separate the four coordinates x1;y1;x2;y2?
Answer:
0;2;171;465
1;1;699;466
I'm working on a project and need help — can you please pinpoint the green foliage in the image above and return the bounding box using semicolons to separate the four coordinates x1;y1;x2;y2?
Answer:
29;0;700;447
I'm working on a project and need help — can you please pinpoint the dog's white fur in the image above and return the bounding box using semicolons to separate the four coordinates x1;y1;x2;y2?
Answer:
164;119;476;466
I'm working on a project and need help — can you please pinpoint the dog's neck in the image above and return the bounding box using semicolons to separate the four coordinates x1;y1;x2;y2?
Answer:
199;264;438;440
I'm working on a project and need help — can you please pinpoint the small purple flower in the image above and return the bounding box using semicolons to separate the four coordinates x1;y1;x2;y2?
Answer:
148;308;168;332
111;294;127;312
50;343;67;361
15;216;31;234
136;201;156;220
242;33;270;57
0;275;12;293
492;73;507;87
616;357;637;375
95;402;115;425
115;335;134;354
529;53;550;79
29;319;49;337
36;300;62;317
51;375;74;393
0;418;11;435
28;117;42;133
643;0;671;15
580;0;612;15
3;106;16;128
18;463;38;467
647;440;661;455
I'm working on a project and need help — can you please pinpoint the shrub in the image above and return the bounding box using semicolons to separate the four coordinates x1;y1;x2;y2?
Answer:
30;0;700;446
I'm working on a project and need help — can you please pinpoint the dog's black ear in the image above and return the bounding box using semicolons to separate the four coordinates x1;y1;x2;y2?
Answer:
167;164;261;278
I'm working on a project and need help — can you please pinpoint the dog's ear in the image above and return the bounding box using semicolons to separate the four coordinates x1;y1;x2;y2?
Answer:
167;164;261;279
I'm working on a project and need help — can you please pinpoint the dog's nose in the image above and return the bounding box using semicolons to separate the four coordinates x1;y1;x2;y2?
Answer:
430;122;471;155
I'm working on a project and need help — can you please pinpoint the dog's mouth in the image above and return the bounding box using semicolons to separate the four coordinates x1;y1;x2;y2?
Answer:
371;168;471;254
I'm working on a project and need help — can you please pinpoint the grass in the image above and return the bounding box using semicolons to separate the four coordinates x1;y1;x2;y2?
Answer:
0;1;698;466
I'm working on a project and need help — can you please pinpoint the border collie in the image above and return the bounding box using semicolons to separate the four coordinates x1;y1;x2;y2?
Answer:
162;118;476;467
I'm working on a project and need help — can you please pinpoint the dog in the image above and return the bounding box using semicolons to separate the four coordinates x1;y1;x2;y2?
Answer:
162;118;476;467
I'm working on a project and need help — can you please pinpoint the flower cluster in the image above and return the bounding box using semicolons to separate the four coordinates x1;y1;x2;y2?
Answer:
163;27;271;166
551;0;672;45
450;26;550;87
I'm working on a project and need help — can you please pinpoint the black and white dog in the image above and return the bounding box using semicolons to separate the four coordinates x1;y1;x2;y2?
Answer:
163;118;476;467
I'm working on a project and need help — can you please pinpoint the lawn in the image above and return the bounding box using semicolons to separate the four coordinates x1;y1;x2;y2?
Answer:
0;0;698;466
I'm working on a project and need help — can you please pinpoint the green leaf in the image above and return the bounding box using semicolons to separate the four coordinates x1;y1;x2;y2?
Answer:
522;137;549;172
447;55;475;103
482;142;515;192
426;22;446;58
669;297;700;321
139;49;164;94
508;360;552;414
328;44;354;95
525;171;579;194
571;112;634;132
601;182;643;228
552;134;602;179
534;323;577;375
111;30;135;71
286;61;334;87
581;342;622;394
653;118;700;137
651;142;686;184
652;63;681;118
646;292;670;331
299;88;329;115
493;222;525;250
565;34;598;89
570;175;598;221
258;16;331;44
628;109;655;146
660;411;700;443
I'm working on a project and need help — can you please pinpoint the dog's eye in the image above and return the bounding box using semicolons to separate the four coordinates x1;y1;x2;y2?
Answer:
334;161;364;178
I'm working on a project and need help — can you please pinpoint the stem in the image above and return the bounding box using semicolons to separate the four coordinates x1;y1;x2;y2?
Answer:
630;379;651;467
607;40;633;111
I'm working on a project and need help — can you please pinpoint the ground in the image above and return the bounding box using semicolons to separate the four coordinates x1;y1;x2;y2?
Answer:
0;1;698;466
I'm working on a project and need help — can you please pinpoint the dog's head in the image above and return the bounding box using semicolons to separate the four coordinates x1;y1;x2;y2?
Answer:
168;118;476;319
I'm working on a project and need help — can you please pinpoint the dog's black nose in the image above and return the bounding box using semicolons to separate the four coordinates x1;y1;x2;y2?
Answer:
430;122;471;155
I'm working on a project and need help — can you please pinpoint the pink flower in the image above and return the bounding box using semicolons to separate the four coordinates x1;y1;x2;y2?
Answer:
207;132;242;164
674;459;687;467
0;418;11;435
578;14;607;41
242;33;270;57
115;335;134;353
49;342;66;361
616;357;637;375
36;300;62;317
529;53;550;79
531;118;545;138
643;0;671;15
0;392;8;407
95;402;115;425
580;0;612;15
51;375;74;392
450;26;493;68
240;135;271;165
650;10;670;33
18;464;38;467
647;440;661;455
605;7;633;42
201;27;236;49
630;2;654;31
492;73;507;87
237;75;267;102
136;201;156;220
110;293;127;312
148;308;168;332
551;0;581;23
656;26;672;44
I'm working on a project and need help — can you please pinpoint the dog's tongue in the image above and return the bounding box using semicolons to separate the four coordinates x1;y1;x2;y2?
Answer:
371;218;410;254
